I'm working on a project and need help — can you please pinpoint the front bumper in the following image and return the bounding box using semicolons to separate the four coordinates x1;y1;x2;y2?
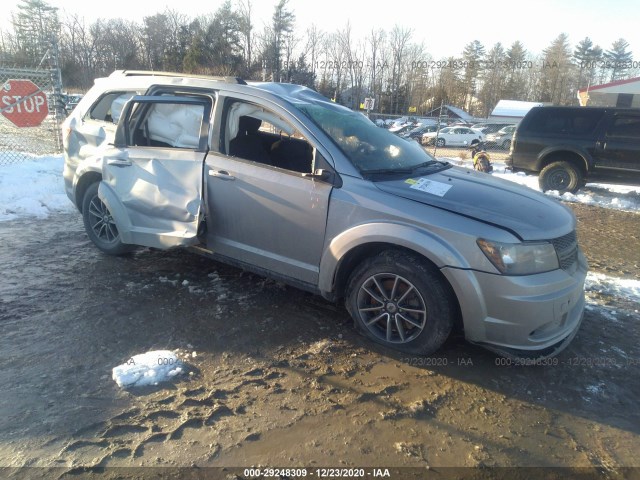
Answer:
441;249;588;358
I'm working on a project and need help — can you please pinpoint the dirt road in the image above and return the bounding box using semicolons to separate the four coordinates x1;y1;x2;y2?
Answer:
0;201;638;479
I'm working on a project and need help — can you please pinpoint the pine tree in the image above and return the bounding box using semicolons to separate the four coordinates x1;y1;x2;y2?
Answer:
503;41;528;100
271;0;295;82
573;37;603;88
12;0;59;64
539;34;575;104
604;38;633;81
461;40;485;112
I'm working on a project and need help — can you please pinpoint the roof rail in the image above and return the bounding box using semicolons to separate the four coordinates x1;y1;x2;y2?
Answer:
108;70;247;85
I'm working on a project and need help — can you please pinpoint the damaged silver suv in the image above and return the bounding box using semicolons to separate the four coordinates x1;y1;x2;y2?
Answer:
63;70;588;359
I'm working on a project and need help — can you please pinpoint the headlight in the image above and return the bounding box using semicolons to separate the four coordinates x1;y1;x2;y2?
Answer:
477;239;559;275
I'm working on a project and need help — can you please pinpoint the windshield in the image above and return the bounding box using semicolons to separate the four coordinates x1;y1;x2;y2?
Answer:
297;103;440;173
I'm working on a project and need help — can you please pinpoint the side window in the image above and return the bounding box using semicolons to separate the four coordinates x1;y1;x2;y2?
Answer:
607;116;640;139
88;92;136;124
527;109;604;135
224;101;314;174
129;101;206;149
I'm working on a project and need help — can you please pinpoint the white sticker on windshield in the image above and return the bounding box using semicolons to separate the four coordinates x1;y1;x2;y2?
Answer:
409;178;452;197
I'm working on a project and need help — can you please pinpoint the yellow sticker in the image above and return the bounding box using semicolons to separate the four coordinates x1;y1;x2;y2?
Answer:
405;178;418;185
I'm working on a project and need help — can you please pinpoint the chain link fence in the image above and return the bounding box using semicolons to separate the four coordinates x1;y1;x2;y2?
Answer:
0;66;65;165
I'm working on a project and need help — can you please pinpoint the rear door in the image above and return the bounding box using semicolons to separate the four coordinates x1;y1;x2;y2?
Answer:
99;95;213;249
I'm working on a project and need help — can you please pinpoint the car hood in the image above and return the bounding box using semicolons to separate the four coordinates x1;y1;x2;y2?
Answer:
373;166;575;240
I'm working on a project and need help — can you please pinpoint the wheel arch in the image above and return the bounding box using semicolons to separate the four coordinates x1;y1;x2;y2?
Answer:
537;149;589;176
75;171;102;213
333;243;464;333
319;226;465;329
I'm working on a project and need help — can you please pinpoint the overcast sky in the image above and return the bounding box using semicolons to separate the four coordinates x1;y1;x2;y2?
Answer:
3;0;639;59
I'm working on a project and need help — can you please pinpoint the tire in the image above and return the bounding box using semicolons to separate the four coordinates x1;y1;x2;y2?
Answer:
436;138;445;147
82;182;133;255
346;250;454;356
538;161;582;194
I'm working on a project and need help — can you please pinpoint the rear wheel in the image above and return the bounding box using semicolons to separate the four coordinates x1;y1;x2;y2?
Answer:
346;250;454;356
539;161;582;194
436;138;445;147
82;182;133;255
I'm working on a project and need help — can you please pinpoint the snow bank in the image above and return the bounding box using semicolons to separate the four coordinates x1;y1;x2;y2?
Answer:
586;272;640;304
112;350;184;388
0;154;74;221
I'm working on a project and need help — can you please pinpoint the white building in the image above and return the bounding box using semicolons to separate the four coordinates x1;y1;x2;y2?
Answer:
488;100;546;123
577;76;640;107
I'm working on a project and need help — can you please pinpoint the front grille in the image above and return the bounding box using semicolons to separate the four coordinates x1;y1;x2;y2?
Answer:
550;231;578;271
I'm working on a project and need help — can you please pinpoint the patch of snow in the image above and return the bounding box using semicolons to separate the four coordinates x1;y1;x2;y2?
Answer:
586;382;605;396
112;350;184;388
0;154;75;221
586;272;640;304
491;167;640;213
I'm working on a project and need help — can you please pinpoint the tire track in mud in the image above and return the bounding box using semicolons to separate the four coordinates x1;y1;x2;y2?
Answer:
55;358;297;469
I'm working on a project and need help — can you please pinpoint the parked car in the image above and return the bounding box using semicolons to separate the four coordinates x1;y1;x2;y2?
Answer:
486;125;517;149
63;70;587;359
389;123;415;135
64;93;84;114
399;123;439;141
506;106;640;193
471;123;514;135
423;126;485;147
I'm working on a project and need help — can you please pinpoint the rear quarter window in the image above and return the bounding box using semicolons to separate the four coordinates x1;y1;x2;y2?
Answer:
524;108;604;135
87;91;136;123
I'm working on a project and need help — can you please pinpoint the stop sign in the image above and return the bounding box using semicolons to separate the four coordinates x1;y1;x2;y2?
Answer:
1;79;49;127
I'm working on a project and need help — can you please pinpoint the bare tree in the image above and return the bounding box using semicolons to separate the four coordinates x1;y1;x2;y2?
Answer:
305;24;324;81
237;0;253;73
337;23;367;109
388;26;412;114
367;29;386;112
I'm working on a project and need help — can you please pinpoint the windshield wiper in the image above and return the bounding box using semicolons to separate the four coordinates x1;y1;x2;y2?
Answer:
362;160;448;176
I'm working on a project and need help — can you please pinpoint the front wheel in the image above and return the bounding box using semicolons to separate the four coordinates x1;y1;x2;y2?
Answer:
436;138;445;147
82;182;133;255
346;250;454;356
538;161;582;194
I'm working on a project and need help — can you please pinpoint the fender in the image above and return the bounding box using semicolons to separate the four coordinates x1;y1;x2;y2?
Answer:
536;144;591;172
318;222;471;294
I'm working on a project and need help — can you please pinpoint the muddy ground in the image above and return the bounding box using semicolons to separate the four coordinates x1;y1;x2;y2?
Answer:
0;197;639;479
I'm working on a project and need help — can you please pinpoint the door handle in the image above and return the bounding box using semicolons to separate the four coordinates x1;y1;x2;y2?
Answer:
208;170;235;180
106;158;131;167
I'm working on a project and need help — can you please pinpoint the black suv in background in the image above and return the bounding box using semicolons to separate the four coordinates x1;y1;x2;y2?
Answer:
506;106;640;193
